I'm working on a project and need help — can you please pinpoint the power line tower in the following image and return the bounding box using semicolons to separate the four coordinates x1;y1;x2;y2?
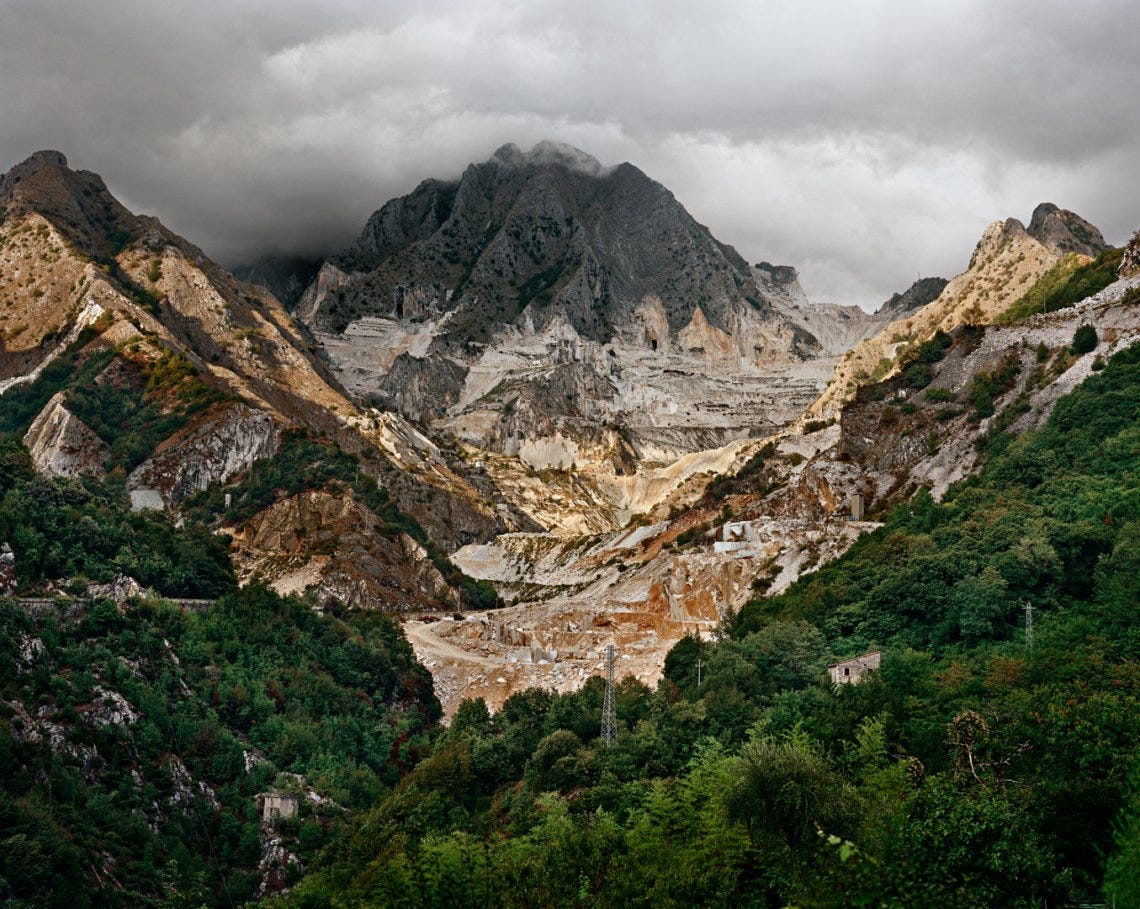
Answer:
1024;601;1034;652
601;644;617;747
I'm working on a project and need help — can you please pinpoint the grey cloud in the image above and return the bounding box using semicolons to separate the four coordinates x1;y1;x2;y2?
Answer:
1;0;1137;308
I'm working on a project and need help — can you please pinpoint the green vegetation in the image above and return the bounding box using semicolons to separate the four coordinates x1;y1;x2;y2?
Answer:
274;342;1140;908
1070;323;1098;355
900;330;953;389
66;349;232;472
516;259;566;308
0;328;112;436
702;442;777;503
0;584;438;907
0;439;233;597
997;247;1123;324
0;336;230;474
964;350;1021;420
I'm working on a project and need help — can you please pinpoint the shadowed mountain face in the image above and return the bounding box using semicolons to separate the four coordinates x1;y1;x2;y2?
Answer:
302;141;777;343
295;142;898;469
1026;202;1108;258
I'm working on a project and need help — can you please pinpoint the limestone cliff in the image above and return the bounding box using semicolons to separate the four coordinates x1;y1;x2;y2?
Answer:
127;403;279;509
22;391;109;478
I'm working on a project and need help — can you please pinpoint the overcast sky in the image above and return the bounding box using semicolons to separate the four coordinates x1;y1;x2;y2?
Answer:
2;0;1138;309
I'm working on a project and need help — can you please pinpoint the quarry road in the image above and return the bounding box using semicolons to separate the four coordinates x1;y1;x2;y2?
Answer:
402;617;501;667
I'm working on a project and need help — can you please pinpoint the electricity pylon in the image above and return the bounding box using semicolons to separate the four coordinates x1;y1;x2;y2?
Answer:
602;644;617;746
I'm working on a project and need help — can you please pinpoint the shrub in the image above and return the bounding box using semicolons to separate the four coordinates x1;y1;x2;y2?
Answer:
1070;324;1098;355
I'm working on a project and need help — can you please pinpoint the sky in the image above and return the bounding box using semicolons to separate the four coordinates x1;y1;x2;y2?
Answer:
2;0;1138;309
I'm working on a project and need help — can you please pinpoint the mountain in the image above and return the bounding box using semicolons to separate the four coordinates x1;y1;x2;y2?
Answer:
412;218;1140;716
276;295;1140;909
295;143;888;480
0;150;505;609
806;205;1107;420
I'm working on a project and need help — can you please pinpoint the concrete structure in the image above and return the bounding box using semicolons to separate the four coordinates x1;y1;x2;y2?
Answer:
258;792;299;823
828;650;881;685
849;493;865;521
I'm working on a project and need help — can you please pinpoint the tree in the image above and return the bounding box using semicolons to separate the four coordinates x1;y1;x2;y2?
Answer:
1070;324;1098;355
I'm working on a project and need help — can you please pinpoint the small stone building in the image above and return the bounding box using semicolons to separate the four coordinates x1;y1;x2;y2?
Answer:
258;792;299;823
828;650;881;685
849;493;865;522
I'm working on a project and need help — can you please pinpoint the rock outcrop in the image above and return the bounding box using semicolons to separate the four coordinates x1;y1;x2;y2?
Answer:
232;489;459;612
1027;202;1108;258
127;403;278;510
876;276;950;318
23;392;109;478
1119;231;1140;278
0;149;502;607
806;207;1105;420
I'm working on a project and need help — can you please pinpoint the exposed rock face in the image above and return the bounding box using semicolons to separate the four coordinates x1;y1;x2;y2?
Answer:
410;264;1140;715
807;207;1105;420
23;392;109;478
127;403;278;510
232;489;459;611
1027;202;1108;258
298;142;868;471
0;542;16;595
419;425;884;715
1120;231;1140;278
86;574;147;605
840;267;1140;497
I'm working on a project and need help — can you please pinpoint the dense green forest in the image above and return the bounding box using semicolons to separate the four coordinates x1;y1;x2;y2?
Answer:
273;342;1140;909
0;439;234;598
0;584;439;907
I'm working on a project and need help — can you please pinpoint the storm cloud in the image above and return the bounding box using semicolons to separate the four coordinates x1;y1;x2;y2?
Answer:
2;0;1137;308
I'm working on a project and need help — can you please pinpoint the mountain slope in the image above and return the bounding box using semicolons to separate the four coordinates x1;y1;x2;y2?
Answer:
0;151;504;608
807;205;1106;420
416;259;1140;714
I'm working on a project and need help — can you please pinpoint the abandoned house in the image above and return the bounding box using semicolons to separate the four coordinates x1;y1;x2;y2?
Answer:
258;792;299;823
828;650;881;685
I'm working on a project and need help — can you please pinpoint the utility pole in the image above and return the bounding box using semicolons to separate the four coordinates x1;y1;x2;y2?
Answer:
602;644;617;747
696;658;702;688
1024;601;1034;653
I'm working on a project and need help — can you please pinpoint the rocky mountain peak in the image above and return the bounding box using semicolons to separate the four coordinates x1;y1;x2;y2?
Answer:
491;140;608;177
294;144;850;476
0;149;68;193
1027;201;1108;258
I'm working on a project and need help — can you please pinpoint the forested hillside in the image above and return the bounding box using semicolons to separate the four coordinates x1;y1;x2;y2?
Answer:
0;433;441;905
273;341;1140;908
0;580;439;907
